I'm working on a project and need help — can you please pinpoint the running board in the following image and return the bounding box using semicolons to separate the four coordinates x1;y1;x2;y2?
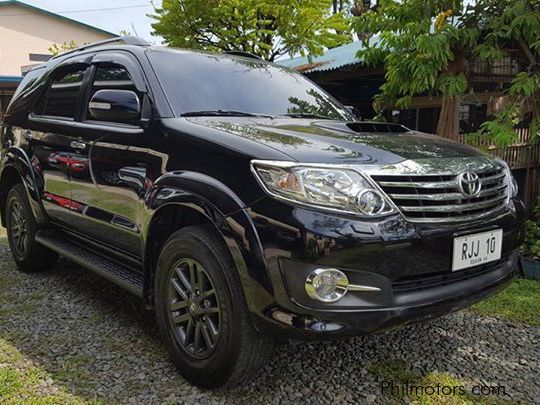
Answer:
35;230;144;297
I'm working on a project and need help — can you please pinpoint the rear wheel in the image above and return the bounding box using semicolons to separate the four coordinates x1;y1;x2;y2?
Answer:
155;225;275;388
5;184;58;272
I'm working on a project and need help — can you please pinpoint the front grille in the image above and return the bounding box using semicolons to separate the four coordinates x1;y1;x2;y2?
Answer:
371;166;509;223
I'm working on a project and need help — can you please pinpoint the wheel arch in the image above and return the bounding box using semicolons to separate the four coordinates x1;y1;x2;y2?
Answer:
0;164;22;226
0;147;48;227
142;177;271;313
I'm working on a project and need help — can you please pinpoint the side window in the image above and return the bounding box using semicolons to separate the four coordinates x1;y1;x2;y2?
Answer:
35;66;87;119
87;63;140;122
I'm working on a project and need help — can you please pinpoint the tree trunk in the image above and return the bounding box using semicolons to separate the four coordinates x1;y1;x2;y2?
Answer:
436;94;461;141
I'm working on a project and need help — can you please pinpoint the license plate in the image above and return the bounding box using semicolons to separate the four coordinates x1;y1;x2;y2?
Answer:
452;229;503;271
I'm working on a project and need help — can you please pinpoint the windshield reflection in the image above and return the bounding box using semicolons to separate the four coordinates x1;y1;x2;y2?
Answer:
149;49;354;121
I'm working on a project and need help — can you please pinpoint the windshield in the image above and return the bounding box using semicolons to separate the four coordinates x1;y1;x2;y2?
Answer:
148;49;354;120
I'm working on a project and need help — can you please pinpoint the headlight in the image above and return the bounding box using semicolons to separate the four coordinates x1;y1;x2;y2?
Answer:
497;159;518;200
510;173;518;198
251;160;395;217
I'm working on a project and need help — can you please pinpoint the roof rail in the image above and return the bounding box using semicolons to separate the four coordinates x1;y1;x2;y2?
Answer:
52;36;150;60
224;50;262;60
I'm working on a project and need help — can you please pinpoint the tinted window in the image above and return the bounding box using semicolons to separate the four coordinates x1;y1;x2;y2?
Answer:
92;64;136;92
87;64;138;121
37;66;87;118
149;50;353;120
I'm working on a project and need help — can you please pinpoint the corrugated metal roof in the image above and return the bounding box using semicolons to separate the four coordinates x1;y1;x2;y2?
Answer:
277;37;382;73
278;41;366;73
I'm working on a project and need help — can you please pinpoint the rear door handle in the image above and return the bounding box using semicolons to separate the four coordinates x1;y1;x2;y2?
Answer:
70;141;86;150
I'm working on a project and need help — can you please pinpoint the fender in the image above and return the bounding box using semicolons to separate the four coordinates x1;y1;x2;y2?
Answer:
143;171;274;316
0;146;47;225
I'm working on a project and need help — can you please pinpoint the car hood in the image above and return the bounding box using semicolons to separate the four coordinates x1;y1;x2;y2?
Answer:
184;117;485;165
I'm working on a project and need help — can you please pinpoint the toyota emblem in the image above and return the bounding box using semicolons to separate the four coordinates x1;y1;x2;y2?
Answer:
458;172;481;197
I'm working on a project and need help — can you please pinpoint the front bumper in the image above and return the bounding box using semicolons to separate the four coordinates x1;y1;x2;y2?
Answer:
242;197;525;340
254;250;518;340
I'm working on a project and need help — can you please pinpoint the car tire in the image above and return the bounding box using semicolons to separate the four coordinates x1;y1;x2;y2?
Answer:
155;225;275;388
5;184;58;272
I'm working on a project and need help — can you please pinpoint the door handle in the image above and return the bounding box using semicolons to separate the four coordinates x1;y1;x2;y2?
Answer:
70;141;86;150
24;130;33;140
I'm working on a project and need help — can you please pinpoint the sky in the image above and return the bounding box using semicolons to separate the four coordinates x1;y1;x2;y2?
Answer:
18;0;162;43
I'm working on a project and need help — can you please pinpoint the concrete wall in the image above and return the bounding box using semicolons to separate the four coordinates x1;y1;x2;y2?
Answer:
0;3;113;75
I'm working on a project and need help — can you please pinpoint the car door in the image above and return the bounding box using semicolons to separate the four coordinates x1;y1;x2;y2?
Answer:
68;52;150;258
24;61;92;227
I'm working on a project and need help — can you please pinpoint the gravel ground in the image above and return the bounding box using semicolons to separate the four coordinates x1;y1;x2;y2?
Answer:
0;229;539;404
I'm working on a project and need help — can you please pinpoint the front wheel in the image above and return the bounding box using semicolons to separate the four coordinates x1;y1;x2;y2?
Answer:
5;184;58;272
155;225;275;388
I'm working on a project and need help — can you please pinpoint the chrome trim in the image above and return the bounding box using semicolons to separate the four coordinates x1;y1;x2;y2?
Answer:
348;284;381;292
457;171;482;197
305;268;348;303
369;158;510;223
379;179;458;189
379;172;505;189
399;194;507;212
482;172;507;184
251;157;511;224
360;156;502;176
355;188;386;215
398;205;508;223
250;160;398;219
389;184;507;201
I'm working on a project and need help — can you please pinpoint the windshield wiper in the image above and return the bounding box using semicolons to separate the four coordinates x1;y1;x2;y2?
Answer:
282;112;329;119
181;110;274;118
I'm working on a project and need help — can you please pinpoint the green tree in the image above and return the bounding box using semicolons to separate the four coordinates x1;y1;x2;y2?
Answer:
48;40;79;56
474;0;540;146
353;0;539;143
150;0;350;62
288;89;347;119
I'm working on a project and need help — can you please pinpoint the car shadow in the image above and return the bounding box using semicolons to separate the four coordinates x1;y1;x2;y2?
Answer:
0;233;535;403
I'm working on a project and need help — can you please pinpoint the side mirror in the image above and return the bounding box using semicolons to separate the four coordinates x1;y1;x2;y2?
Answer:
88;89;141;124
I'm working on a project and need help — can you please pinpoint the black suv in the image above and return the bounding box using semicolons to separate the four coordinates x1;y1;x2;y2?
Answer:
0;37;525;387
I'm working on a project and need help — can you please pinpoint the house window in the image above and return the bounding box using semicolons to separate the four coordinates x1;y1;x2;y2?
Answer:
29;53;52;62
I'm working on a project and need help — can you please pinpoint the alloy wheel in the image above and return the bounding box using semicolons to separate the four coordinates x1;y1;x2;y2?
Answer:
10;200;28;256
167;258;221;359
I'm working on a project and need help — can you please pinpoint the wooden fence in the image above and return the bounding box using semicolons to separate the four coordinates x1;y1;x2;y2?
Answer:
459;128;540;209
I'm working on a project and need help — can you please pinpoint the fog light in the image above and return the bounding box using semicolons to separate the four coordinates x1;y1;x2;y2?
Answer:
305;268;349;303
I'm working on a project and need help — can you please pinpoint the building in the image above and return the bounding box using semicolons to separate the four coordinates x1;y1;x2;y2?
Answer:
278;41;523;134
0;0;116;120
279;42;540;208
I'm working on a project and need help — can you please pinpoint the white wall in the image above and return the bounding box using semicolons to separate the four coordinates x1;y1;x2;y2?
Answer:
0;4;113;75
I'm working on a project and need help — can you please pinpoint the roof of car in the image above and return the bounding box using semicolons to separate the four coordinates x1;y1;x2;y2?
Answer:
26;37;274;77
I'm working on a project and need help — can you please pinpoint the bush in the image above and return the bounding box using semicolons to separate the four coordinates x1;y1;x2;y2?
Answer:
522;200;540;260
